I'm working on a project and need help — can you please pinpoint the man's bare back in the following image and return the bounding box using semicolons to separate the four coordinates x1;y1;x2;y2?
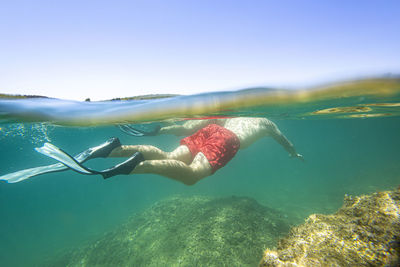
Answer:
217;117;279;149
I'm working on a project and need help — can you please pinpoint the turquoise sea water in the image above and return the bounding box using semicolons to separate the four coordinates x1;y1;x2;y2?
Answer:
1;78;400;266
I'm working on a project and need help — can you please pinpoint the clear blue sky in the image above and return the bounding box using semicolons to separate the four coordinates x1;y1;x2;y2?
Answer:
1;0;399;100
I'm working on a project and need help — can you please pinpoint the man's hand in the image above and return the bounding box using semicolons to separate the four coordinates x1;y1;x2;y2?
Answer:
291;153;305;162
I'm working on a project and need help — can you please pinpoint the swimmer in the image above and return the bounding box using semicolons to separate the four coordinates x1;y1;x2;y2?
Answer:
1;117;303;185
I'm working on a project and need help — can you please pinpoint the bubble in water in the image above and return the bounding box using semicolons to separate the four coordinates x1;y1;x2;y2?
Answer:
0;123;53;145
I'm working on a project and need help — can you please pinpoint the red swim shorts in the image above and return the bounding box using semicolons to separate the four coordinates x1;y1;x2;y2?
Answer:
180;124;240;173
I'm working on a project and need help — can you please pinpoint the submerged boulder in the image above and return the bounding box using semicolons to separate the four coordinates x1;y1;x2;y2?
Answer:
260;189;400;266
65;196;289;267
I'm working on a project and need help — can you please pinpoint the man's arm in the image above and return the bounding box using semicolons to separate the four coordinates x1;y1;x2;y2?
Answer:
158;119;217;136
118;119;220;137
269;123;304;161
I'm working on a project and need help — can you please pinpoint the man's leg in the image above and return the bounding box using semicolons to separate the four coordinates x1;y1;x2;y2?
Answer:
109;145;193;164
132;152;212;185
78;140;212;184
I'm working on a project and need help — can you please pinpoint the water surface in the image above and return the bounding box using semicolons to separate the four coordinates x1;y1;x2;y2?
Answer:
0;77;399;266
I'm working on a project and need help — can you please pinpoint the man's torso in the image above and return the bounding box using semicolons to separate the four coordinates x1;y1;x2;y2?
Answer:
220;117;275;149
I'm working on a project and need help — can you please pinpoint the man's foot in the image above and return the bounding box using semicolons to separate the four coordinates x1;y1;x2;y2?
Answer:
83;137;121;162
35;141;143;179
101;152;145;179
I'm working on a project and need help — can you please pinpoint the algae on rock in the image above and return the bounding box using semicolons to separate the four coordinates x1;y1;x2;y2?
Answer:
64;195;289;267
260;189;400;266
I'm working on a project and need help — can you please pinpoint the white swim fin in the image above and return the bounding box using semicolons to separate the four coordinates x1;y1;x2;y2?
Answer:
36;143;144;179
0;138;121;183
35;143;96;174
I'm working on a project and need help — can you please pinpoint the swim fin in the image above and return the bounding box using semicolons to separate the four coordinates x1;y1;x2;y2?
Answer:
35;143;97;175
82;137;121;161
35;142;144;179
0;137;121;183
117;124;161;137
0;151;89;183
100;152;144;179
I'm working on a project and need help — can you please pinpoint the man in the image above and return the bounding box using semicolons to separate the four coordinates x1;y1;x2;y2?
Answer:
1;117;303;185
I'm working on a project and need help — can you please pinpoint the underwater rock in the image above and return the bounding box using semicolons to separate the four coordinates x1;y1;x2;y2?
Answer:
260;189;400;266
64;196;289;267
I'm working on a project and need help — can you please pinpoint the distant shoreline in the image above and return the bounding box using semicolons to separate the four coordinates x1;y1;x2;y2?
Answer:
0;93;179;101
0;94;51;99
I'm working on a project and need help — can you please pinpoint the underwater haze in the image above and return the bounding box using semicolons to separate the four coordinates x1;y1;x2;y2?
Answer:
0;77;400;266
